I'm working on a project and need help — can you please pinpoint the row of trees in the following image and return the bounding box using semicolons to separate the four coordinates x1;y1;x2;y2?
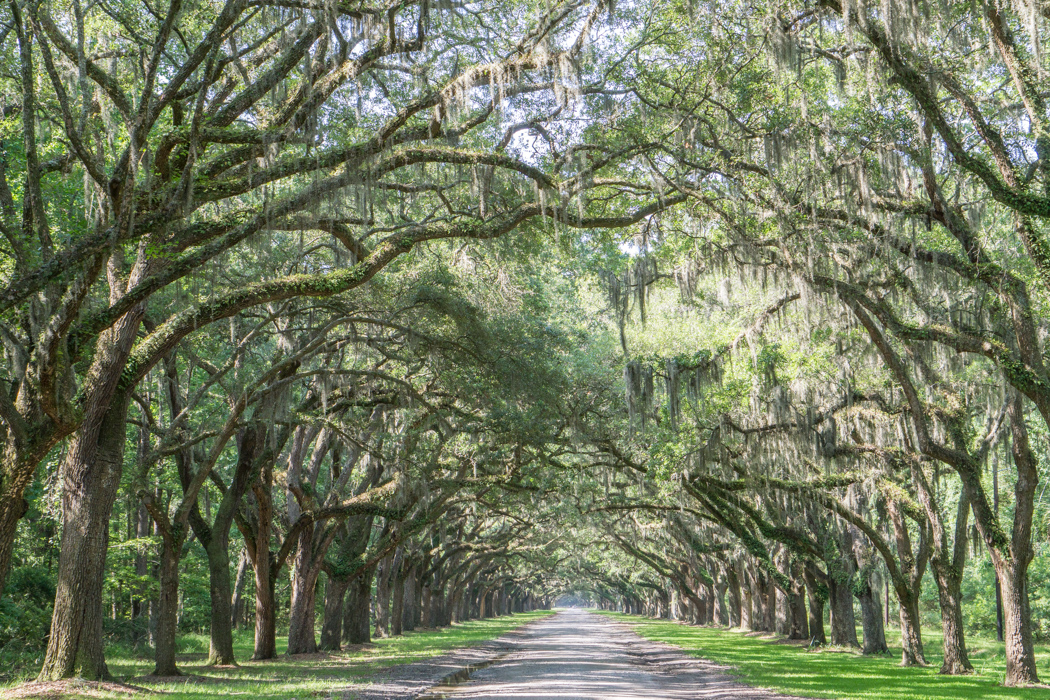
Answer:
3;0;1050;692
0;0;677;682
565;0;1050;689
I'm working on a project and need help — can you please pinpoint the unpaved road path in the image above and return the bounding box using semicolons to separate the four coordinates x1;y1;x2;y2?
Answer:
420;608;806;699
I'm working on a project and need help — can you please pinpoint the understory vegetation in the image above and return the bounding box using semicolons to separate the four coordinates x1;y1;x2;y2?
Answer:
2;0;1050;696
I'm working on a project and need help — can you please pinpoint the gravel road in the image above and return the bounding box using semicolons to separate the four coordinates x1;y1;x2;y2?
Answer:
417;608;805;700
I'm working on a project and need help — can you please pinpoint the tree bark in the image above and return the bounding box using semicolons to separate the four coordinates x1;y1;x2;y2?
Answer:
727;568;742;627
999;560;1038;685
38;392;133;680
896;593;926;666
320;574;349;651
390;549;406;636
374;554;394;637
203;534;237;665
913;466;973;674
244;450;277;660
187;424;260;666
231;549;250;630
995;395;1040;686
152;535;182;676
343;568;373;645
856;578;888;655
803;565;826;645
827;573;858;647
287;526;326;654
253;561;277;660
713;577;729;625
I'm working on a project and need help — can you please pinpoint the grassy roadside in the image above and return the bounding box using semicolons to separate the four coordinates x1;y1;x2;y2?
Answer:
595;610;1050;700
1;610;554;700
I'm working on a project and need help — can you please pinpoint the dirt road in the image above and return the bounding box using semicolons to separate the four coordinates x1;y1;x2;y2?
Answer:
419;608;804;699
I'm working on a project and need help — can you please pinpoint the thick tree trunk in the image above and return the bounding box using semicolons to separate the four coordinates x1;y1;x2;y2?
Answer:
152;536;182;677
856;579;888;655
739;580;753;631
727;569;742;627
998;558;1039;685
38;394;132;681
343;569;373;645
997;396;1039;686
788;581;809;640
422;586;434;625
374;555;394;638
320;575;349;651
412;572;424;629
897;592;926;666
753;571;772;632
287;531;324;655
933;565;971;674
713;579;729;625
775;585;790;636
204;535;237;665
804;571;826;645
249;459;276;660
253;568;277;660
827;574;858;647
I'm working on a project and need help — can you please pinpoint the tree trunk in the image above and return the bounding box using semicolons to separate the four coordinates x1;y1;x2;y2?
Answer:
132;502;151;643
253;565;277;660
802;566;827;642
412;572;424;629
713;578;729;625
996;396;1039;686
287;529;323;655
249;458;276;660
0;453;33;596
897;591;926;666
320;575;349;651
343;569;373;645
38;393;132;681
998;561;1039;685
391;559;406;636
739;578;753;631
856;578;888;655
788;579;809;640
932;561;972;674
231;549;250;631
188;424;259;666
727;568;742;627
775;584;791;636
827;574;858;647
204;535;237;665
152;535;182;677
374;555;394;638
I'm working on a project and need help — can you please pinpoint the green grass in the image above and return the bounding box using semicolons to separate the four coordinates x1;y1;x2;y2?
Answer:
2;611;553;699
596;611;1050;700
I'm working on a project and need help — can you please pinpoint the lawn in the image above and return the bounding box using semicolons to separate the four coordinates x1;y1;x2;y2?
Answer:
597;610;1050;700
1;611;553;700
